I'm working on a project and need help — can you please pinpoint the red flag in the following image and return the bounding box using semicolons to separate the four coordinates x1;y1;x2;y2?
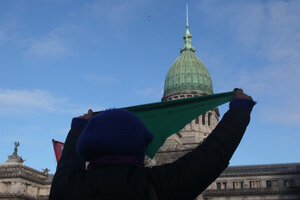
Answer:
52;139;64;163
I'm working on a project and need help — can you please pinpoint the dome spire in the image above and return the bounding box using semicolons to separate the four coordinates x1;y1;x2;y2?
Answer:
181;3;195;53
186;3;190;35
163;3;213;100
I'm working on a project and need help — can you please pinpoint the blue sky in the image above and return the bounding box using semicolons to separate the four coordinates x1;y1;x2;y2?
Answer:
0;0;299;173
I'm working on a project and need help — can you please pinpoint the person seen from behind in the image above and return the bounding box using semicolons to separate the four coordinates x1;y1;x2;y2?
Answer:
50;89;255;200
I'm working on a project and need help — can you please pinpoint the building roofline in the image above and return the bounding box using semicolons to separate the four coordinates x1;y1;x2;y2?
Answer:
228;162;300;168
219;162;300;177
0;162;52;185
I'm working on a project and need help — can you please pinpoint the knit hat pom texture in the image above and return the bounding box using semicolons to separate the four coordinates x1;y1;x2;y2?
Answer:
76;109;153;162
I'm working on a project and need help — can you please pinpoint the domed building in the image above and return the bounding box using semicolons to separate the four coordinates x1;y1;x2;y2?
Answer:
148;8;300;200
162;26;213;100
1;6;299;200
151;9;220;166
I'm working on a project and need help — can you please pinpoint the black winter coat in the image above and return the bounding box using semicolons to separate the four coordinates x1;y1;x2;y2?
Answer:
50;107;251;200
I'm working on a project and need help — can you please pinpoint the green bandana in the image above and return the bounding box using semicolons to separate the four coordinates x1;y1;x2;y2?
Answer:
94;91;234;158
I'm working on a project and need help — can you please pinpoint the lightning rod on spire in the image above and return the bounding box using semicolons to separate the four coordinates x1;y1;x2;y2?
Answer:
185;3;191;35
186;3;189;28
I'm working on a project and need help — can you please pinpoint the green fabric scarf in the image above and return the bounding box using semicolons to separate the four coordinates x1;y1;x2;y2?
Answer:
94;91;234;158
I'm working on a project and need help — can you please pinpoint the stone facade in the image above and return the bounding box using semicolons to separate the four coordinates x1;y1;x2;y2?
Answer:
202;163;300;200
0;144;52;200
150;95;300;200
151;93;219;166
1;157;299;200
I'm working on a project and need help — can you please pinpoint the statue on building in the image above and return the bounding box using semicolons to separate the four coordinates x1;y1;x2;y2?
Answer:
42;168;51;175
13;141;19;156
6;141;25;164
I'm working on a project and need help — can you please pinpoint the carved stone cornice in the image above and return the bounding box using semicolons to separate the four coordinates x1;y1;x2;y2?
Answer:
0;192;39;200
220;163;300;177
0;163;52;185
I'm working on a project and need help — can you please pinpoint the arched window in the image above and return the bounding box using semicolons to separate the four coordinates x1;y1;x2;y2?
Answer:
208;113;212;126
202;113;205;125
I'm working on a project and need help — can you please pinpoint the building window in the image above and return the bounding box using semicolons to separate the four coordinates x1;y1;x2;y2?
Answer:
233;181;243;189
202;113;206;125
249;181;254;188
250;181;261;188
284;179;296;187
208;113;212;126
180;95;185;98
222;182;227;189
284;180;289;187
216;182;221;190
290;179;296;187
195;117;199;124
187;95;192;98
266;180;272;188
215;181;227;190
174;96;178;99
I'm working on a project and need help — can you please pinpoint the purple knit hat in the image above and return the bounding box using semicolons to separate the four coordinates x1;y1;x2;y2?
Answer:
76;109;153;163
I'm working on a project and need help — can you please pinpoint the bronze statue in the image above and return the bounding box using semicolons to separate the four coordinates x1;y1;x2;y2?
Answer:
13;141;20;156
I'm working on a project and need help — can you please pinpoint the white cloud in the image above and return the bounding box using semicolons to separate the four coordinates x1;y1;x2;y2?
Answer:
0;89;67;114
0;88;107;116
0;16;21;45
137;84;164;100
138;88;158;97
24;34;70;57
0;88;109;117
197;1;300;57
0;7;70;57
261;110;300;127
1;1;151;57
196;0;300;126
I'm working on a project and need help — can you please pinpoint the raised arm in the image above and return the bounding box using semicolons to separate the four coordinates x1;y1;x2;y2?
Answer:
149;90;255;199
49;109;93;199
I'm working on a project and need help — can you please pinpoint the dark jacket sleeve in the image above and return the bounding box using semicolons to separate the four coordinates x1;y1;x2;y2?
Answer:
149;107;252;200
49;118;87;199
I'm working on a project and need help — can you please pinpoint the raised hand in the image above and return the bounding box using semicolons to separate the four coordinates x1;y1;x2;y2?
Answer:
79;109;93;120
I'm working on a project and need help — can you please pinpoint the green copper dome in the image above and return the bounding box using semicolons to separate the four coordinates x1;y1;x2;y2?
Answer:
163;7;213;99
163;50;213;97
